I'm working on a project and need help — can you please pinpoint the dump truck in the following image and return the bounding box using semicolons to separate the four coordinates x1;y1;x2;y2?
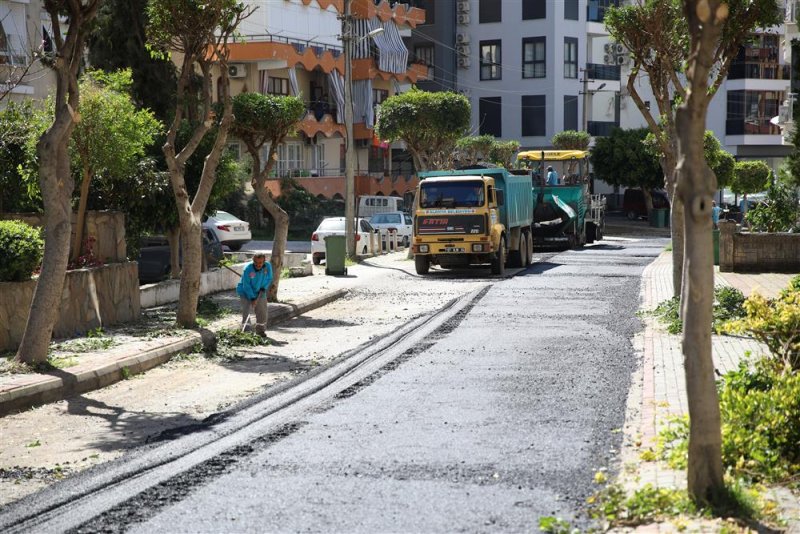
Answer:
517;149;606;249
411;167;534;275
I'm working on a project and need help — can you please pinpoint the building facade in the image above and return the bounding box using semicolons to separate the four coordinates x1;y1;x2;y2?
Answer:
0;0;56;106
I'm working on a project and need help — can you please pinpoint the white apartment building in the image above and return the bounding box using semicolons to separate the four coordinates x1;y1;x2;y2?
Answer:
0;0;56;106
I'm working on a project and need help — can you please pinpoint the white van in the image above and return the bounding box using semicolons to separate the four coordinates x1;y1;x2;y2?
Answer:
357;195;404;217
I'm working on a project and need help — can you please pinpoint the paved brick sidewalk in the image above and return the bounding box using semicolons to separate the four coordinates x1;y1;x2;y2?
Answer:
617;252;799;532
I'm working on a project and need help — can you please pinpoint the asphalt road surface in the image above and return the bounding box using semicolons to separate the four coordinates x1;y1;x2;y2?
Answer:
0;238;666;533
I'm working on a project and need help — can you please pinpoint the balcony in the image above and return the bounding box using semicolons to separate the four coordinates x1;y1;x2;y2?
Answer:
728;62;790;80
586;63;620;81
588;121;619;137
726;119;781;136
587;0;620;23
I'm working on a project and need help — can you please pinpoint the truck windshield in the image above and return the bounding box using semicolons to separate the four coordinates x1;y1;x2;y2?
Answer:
419;181;485;208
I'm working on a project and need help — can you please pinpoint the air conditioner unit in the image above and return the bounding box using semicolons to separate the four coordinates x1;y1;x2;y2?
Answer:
228;64;247;78
457;56;471;68
457;13;470;25
456;44;470;56
616;54;627;65
604;43;613;53
456;32;470;44
615;43;625;54
604;54;614;65
457;0;470;12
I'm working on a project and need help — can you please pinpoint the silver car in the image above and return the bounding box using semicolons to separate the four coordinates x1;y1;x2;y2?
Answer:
368;211;412;247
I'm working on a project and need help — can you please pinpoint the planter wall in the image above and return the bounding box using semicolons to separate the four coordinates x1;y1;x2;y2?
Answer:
719;220;800;273
1;210;127;262
0;262;140;352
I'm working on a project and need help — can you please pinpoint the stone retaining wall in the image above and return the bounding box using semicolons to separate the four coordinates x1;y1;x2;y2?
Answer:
719;220;800;273
0;262;140;352
1;210;127;262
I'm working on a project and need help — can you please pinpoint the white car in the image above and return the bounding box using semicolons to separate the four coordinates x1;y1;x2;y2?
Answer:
368;211;412;247
203;211;251;251
311;217;376;265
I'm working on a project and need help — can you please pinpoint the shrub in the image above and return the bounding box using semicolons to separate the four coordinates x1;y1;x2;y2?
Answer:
745;180;800;232
650;286;746;334
0;220;44;281
723;278;800;370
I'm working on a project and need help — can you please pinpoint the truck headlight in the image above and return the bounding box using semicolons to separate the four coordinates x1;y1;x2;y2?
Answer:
472;243;484;252
419;244;429;253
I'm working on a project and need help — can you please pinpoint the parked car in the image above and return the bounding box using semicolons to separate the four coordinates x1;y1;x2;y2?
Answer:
136;229;224;284
368;211;413;247
202;210;251;251
623;188;670;220
310;217;376;265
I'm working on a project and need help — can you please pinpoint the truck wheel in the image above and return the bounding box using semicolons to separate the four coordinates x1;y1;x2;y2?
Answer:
415;255;430;275
586;223;596;244
508;239;522;268
525;233;533;266
491;239;505;275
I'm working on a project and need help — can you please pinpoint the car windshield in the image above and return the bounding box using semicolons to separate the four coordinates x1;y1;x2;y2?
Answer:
213;211;239;222
317;219;345;231
420;181;485;208
371;213;402;224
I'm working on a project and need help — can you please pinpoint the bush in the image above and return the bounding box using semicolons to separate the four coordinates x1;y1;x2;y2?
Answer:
0;220;44;281
723;277;800;370
745;180;800;232
650;286;746;334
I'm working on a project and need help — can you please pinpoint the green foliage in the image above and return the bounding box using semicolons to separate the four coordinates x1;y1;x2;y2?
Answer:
88;0;177;121
589;483;697;527
654;416;690;469
650;286;746;334
731;160;771;196
489;140;520;169
196;297;232;321
0;100;49;212
704;131;735;190
551;130;590;151
537;516;577;533
231;92;305;149
274;178;343;238
745;174;800;233
590;128;663;191
723;278;800;370
376;88;470;170
455;135;495;165
146;0;248;57
0;220;44;282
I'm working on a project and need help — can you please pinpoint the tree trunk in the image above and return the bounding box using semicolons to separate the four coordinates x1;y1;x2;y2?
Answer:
176;216;203;326
167;225;180;279
660;152;684;298
642;188;654;217
72;163;92;261
676;0;726;504
253;184;287;302
15;131;74;364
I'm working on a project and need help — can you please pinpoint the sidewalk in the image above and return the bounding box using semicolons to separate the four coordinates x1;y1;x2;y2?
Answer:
619;252;800;532
0;262;369;416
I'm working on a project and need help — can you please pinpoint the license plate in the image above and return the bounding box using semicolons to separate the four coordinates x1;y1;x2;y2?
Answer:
234;226;244;231
443;247;465;253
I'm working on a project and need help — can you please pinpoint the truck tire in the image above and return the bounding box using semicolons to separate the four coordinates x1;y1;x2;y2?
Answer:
508;239;522;268
491;239;505;275
586;223;596;244
415;255;430;274
525;232;533;266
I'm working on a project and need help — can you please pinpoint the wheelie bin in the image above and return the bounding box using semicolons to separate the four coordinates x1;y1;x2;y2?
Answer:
324;235;347;275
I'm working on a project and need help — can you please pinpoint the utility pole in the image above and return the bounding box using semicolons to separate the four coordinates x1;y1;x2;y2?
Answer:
342;0;356;259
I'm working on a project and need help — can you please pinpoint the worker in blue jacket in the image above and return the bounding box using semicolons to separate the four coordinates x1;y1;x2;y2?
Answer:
237;252;273;336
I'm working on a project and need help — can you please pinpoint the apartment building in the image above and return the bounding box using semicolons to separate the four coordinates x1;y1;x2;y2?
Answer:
0;0;56;106
222;0;427;200
408;0;794;170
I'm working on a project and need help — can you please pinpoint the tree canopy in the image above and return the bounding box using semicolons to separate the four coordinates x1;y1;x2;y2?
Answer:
590;128;662;191
0;100;49;213
552;130;591;151
376;88;471;171
731;160;771;196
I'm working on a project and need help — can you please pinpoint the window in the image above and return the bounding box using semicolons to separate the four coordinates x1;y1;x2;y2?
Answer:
480;40;502;81
311;143;325;176
414;45;434;66
522;95;546;137
522;37;546;79
726;90;783;135
227;142;241;160
479;0;501;23
0;3;27;65
564;38;578;78
522;0;546;20
268;77;290;95
565;0;579;20
564;95;578;131
277;143;303;176
479;97;502;137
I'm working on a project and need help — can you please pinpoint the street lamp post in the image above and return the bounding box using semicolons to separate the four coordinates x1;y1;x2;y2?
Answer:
342;0;383;259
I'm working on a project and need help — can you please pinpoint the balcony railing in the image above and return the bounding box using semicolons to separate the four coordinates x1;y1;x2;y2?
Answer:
588;121;619;136
239;34;343;57
726;119;781;136
728;62;791;80
586;63;620;81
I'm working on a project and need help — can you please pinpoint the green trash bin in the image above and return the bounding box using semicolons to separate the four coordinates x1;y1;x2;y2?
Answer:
712;229;720;266
650;208;666;228
324;235;347;276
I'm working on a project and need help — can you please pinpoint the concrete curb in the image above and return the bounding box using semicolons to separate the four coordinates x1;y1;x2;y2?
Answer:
0;288;348;417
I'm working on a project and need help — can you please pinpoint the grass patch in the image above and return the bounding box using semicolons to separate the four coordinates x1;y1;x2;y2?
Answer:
196;297;232;321
647;286;746;335
664;242;673;252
